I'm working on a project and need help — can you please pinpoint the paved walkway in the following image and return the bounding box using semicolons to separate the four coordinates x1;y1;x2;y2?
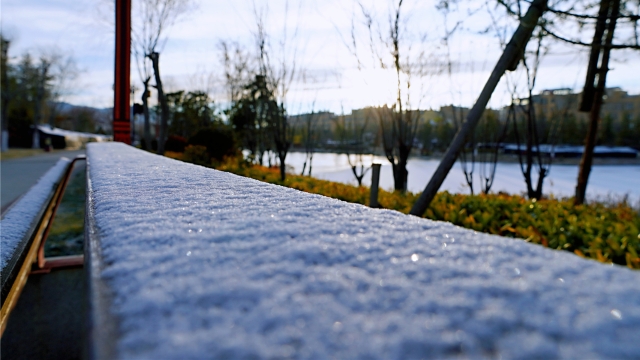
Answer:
1;149;85;211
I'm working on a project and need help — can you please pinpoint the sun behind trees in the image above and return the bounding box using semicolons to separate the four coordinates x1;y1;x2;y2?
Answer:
219;4;301;181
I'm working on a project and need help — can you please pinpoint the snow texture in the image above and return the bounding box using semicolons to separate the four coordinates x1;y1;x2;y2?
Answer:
87;143;640;360
1;158;69;272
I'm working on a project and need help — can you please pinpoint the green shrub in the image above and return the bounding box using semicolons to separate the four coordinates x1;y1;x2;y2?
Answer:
141;138;158;151
182;145;210;166
188;126;238;161
165;135;188;152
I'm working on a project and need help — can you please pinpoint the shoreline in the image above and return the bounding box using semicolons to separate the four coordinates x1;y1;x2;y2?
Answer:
288;149;640;166
414;154;640;166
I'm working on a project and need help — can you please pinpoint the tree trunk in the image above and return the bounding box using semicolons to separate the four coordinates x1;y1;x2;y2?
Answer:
142;77;152;151
392;163;408;192
525;103;535;198
534;167;546;199
148;52;169;155
575;0;619;205
33;93;42;148
410;0;548;216
1;39;8;152
395;143;410;192
578;0;611;112
33;66;47;149
351;166;364;186
278;151;286;181
382;132;410;192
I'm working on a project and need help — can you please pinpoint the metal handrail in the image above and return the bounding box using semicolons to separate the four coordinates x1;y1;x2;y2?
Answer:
0;155;86;336
33;155;86;273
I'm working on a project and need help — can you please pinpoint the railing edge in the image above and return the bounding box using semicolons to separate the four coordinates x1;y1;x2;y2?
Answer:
84;149;119;360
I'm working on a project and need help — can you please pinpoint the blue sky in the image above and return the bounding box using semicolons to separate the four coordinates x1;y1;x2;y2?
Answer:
3;0;639;114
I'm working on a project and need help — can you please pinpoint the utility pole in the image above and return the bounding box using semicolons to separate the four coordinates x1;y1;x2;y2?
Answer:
113;0;131;144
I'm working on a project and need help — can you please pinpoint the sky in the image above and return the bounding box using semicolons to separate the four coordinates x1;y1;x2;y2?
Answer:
2;0;639;115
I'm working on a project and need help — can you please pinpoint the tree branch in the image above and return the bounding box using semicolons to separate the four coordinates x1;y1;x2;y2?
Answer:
541;25;640;49
546;6;639;21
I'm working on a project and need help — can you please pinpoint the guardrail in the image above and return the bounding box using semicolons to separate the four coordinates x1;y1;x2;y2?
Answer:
1;155;85;335
85;143;640;359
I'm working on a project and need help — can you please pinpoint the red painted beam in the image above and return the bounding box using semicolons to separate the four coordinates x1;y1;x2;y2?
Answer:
113;0;131;144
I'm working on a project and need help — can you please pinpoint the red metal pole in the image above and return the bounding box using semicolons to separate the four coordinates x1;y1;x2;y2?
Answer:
113;0;131;144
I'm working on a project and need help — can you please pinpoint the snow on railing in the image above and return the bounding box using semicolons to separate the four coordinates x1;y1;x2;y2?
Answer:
1;158;69;273
85;143;640;359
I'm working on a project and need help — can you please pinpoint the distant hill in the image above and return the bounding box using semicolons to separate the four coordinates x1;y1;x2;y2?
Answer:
50;102;113;134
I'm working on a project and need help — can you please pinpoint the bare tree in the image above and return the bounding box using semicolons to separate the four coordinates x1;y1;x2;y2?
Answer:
513;30;554;200
219;40;253;107
477;110;508;194
334;107;373;186
1;37;9;151
147;51;171;153
28;50;79;147
353;0;429;192
571;0;632;204
32;58;52;148
300;102;318;176
438;0;477;195
45;51;80;128
132;37;154;149
438;0;508;196
483;2;558;198
141;76;152;149
220;41;262;163
131;0;191;154
250;2;302;181
452;107;476;194
494;0;639;203
410;0;548;216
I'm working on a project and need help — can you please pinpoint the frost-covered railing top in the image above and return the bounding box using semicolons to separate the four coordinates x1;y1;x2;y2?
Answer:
86;143;640;360
1;159;69;275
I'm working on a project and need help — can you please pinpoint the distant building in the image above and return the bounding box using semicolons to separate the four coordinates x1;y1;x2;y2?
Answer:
601;87;640;122
287;104;502;153
499;87;640;149
288;111;336;147
507;87;640;128
502;87;640;121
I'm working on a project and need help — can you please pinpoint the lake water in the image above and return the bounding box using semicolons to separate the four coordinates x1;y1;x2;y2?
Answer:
284;152;640;204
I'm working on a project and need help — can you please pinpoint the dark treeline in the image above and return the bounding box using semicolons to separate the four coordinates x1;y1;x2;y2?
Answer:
138;89;238;163
1;37;109;148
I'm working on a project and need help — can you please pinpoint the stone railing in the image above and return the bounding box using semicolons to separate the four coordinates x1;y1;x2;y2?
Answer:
85;142;640;359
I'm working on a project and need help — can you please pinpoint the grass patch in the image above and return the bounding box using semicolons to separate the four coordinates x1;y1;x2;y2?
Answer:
45;164;86;257
172;153;640;269
0;148;45;161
